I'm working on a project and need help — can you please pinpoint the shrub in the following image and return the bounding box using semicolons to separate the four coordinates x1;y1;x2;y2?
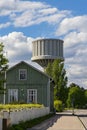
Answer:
12;125;23;130
0;104;43;111
8;126;15;130
54;100;63;112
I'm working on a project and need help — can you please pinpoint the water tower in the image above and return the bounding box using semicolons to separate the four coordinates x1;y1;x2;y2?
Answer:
31;38;64;68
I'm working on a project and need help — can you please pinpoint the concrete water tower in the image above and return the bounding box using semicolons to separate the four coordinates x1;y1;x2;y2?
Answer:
31;38;64;68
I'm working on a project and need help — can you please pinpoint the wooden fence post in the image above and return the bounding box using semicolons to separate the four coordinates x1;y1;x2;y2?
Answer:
3;118;11;130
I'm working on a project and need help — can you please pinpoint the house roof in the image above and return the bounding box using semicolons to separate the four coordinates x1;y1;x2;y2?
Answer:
7;61;50;78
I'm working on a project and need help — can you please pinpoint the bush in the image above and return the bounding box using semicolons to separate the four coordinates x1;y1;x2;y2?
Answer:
0;104;43;111
54;100;63;112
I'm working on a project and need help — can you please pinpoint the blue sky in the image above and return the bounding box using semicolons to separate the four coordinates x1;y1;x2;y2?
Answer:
0;0;87;88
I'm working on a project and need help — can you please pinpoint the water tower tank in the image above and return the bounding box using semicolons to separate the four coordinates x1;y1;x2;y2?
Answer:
31;39;64;68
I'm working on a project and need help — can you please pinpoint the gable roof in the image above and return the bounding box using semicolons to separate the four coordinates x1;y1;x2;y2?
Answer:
7;61;50;78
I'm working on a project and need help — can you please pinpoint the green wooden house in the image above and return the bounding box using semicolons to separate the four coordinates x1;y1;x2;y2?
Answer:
0;61;54;110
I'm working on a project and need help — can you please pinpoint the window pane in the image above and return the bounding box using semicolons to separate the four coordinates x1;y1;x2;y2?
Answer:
8;89;18;103
19;69;27;80
27;89;37;103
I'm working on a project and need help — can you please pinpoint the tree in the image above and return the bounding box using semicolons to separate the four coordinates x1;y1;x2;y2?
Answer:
84;90;87;102
45;59;68;104
0;42;8;94
67;84;85;108
44;62;53;77
84;90;87;108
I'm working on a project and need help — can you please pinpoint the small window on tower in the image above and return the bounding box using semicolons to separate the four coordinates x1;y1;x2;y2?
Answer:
19;69;27;80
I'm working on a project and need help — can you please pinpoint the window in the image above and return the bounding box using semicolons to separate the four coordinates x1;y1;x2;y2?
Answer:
8;89;18;103
19;69;27;80
27;89;37;103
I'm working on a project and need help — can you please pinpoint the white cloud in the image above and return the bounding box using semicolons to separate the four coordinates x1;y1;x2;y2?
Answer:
66;63;87;88
0;22;11;28
12;7;68;27
0;31;43;71
63;31;87;88
38;8;58;15
54;14;87;88
64;32;87;49
0;0;70;27
56;15;87;36
0;0;16;16
0;32;34;65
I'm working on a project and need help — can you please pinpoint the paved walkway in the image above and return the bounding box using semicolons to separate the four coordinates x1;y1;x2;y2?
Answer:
79;117;87;129
27;113;86;130
47;116;85;130
27;114;59;130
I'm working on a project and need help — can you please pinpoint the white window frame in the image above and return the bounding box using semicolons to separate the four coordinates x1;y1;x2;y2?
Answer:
8;89;18;103
27;89;37;103
19;69;27;80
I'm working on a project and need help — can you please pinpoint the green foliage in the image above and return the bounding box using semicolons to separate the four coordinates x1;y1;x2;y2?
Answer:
67;84;85;108
46;60;87;109
0;43;8;72
9;125;23;130
84;90;87;101
54;100;63;112
45;59;68;104
45;62;53;77
0;42;9;94
83;90;87;108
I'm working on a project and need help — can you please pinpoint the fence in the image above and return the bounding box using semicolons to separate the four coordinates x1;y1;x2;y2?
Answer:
0;107;49;130
0;112;3;130
0;119;2;130
3;107;50;125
